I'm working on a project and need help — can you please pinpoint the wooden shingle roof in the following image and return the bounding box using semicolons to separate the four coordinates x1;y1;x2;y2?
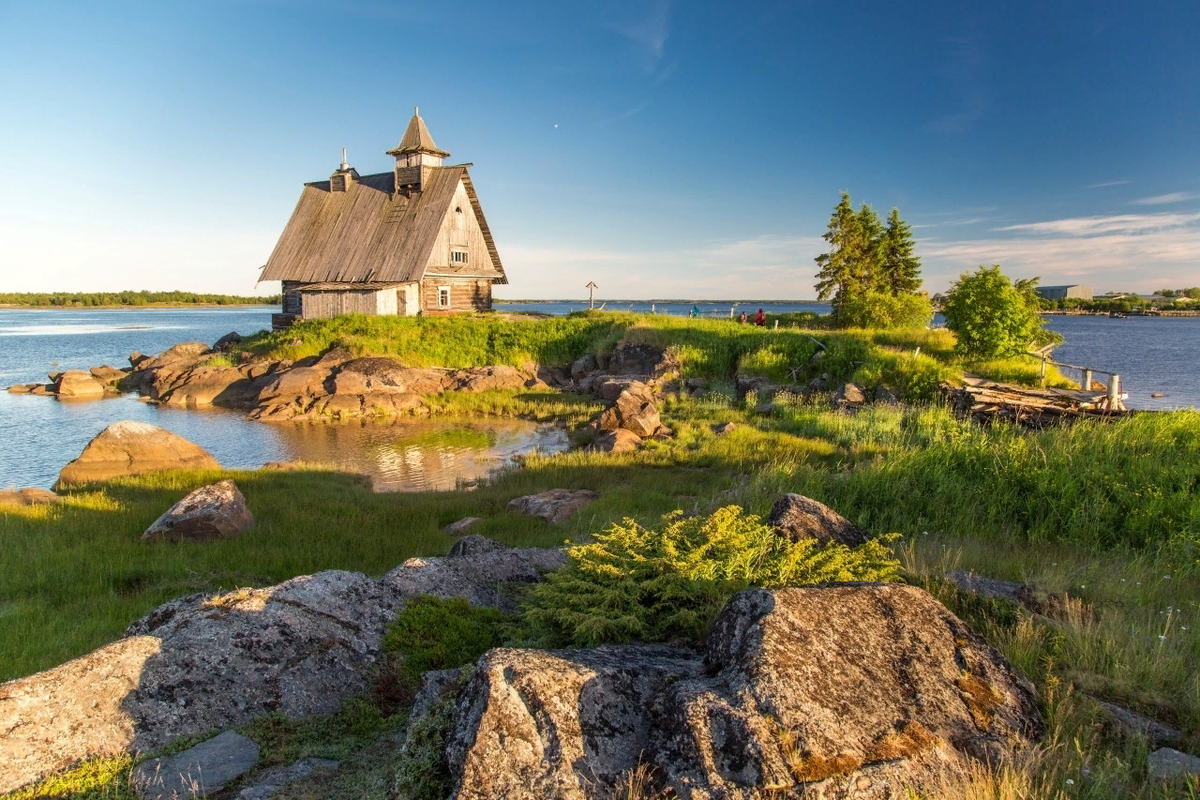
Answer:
386;111;450;158
258;167;506;285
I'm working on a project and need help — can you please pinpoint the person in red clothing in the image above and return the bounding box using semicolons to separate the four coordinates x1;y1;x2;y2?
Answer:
754;308;766;326
739;311;748;324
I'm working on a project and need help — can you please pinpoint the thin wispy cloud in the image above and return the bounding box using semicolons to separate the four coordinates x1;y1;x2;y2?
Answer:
911;216;993;229
996;211;1200;237
1132;192;1200;206
597;102;651;126
1085;179;1130;189
920;209;1200;292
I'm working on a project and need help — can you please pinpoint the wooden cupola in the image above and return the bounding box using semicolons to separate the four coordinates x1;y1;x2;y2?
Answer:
329;148;359;192
387;107;450;194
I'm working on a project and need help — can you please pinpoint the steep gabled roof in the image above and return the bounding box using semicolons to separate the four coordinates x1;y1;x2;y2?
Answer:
259;166;507;285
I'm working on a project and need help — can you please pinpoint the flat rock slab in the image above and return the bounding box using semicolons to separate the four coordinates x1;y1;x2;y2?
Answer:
0;488;61;506
442;517;483;536
945;570;1027;605
1148;748;1200;781
142;480;255;542
768;492;871;546
132;730;259;800
236;758;339;800
55;421;220;490
1091;698;1182;748
507;489;598;524
382;543;566;612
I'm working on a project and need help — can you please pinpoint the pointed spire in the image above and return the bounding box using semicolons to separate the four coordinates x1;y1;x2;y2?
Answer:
340;147;349;171
386;107;450;159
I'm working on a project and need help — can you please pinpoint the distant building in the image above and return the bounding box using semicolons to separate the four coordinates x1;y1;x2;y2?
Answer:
1035;285;1093;301
259;108;507;329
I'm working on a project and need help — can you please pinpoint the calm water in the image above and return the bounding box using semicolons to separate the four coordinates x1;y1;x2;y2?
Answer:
0;307;566;490
1;305;1195;489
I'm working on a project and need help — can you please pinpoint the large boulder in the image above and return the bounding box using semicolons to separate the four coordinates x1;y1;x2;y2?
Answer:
768;493;871;546
0;488;62;506
53;370;106;399
441;585;1043;800
89;365;130;385
570;354;597;381
255;366;332;402
507;489;598;524
0;570;403;794
447;646;704;800
832;382;867;407
55;422;220;490
336;358;449;395
141;480;255;542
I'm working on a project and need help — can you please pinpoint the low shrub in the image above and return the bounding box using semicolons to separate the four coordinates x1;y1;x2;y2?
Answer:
521;506;902;647
382;596;505;678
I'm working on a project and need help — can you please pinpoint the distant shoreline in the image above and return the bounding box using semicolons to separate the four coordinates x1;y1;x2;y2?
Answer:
495;299;826;305
0;302;278;310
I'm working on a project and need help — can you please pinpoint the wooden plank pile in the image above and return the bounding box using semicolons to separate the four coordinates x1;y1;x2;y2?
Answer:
942;379;1132;428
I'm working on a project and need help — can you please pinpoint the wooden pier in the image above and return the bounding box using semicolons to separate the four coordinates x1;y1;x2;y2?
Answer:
945;375;1133;427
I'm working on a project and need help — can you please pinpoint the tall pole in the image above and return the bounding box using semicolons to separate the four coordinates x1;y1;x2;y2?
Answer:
586;281;598;309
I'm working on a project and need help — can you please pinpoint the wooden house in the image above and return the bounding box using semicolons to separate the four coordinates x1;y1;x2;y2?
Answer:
259;109;507;328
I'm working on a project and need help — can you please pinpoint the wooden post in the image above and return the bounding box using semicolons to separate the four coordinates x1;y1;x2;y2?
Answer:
1083;369;1092;391
1107;374;1120;408
1040;355;1047;388
585;281;598;309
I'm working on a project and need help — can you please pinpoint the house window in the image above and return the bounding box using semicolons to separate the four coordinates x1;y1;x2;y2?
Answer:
438;286;451;308
450;249;469;265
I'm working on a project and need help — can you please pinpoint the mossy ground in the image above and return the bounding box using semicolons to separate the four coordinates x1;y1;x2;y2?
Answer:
3;316;1196;799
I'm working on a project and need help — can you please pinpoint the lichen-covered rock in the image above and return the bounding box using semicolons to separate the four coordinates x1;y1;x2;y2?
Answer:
570;354;597;381
89;365;130;385
141;480;255;542
381;543;566;611
213;331;242;350
137;342;211;371
54;370;106;399
1147;747;1200;782
507;488;597;524
255;366;333;402
447;646;704;800
450;365;528;393
0;488;61;506
651;585;1043;799
607;341;678;378
439;585;1043;800
158;366;256;408
768;493;871;546
55;421;220;489
443;517;484;537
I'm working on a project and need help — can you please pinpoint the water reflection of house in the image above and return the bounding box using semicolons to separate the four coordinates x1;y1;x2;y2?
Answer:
259;108;507;329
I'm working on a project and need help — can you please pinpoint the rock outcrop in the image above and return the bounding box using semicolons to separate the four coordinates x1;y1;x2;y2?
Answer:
444;584;1044;800
55;421;220;490
590;428;642;453
0;539;565;793
597;384;661;438
507;488;598;524
141;480;255;542
0;488;62;506
447;645;705;800
53;370;107;399
768;493;872;546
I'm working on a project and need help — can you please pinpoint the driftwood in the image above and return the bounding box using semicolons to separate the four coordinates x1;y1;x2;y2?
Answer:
943;380;1133;429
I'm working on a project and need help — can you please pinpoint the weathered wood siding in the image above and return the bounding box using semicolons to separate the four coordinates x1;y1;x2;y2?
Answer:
300;289;382;319
424;180;501;277
420;278;492;313
282;281;304;315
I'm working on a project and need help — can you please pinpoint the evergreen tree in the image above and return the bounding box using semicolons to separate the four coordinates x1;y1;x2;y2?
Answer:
814;192;866;314
879;208;922;296
855;203;885;291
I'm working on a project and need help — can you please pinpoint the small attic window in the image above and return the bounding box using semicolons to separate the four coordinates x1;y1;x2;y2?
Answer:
451;249;469;265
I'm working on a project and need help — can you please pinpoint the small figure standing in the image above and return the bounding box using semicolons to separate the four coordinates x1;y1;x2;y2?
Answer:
754;308;766;326
739;311;748;324
692;304;701;318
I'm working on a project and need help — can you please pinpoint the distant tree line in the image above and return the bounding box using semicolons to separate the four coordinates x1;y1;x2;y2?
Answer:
0;291;281;307
813;192;929;328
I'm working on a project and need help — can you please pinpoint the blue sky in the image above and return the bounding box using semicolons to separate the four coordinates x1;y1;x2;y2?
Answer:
1;0;1197;299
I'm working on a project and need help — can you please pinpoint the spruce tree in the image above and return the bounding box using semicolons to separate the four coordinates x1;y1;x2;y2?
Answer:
879;208;922;296
814;192;865;314
855;203;885;292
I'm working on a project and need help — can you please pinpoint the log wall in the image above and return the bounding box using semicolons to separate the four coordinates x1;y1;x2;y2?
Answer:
420;278;492;313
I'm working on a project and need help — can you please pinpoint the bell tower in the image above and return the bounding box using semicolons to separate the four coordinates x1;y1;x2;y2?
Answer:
386;107;450;194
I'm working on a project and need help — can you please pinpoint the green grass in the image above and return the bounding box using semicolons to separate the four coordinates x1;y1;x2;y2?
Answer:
5;315;1196;799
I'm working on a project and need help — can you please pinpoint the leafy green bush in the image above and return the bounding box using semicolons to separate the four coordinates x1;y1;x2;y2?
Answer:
942;265;1057;357
836;291;933;330
382;596;504;678
521;506;902;647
